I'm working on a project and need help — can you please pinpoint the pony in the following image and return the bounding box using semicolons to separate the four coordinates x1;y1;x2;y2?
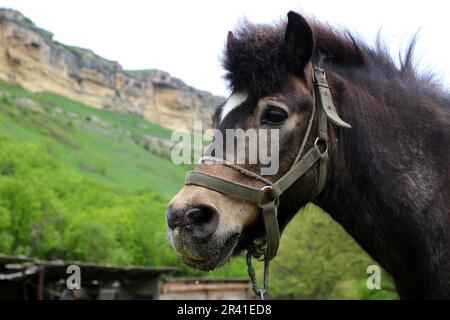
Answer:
166;11;450;299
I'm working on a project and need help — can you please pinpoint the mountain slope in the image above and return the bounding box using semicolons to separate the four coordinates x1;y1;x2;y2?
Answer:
0;79;187;196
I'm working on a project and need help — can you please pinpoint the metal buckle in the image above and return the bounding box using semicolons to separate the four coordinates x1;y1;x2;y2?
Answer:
258;186;279;207
314;137;328;154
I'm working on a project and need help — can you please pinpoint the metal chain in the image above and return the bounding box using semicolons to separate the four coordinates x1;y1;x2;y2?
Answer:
246;251;270;300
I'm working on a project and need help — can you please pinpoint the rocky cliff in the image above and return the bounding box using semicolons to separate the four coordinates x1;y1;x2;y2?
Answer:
0;8;224;131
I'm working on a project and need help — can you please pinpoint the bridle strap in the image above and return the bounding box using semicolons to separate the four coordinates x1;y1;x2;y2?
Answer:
200;156;273;185
271;146;322;196
184;66;351;298
185;145;323;262
186;145;322;207
314;68;330;195
185;171;272;204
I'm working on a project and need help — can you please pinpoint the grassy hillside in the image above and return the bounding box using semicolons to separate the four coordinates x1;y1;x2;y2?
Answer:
0;79;397;299
0;80;185;196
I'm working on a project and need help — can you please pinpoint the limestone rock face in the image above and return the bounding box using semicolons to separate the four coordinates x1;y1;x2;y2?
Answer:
0;8;224;131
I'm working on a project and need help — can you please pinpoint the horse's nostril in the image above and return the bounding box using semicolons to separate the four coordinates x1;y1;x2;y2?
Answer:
185;206;219;239
186;208;212;225
166;207;182;230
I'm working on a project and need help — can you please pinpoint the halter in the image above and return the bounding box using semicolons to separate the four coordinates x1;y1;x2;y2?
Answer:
184;66;351;299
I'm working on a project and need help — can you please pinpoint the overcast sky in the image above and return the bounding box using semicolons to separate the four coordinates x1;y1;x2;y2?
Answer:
1;0;449;96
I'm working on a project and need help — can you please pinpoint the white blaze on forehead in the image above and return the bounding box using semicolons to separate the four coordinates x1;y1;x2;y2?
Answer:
220;93;248;123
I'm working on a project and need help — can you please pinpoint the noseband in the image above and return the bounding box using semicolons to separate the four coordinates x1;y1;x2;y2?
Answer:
184;66;351;299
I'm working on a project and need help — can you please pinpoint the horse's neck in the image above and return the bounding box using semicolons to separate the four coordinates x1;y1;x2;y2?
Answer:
313;71;450;298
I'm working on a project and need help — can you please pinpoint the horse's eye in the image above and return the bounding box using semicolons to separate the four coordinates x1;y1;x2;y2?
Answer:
261;106;288;125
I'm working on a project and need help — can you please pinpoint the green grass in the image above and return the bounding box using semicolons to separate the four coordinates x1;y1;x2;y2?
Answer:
0;80;185;196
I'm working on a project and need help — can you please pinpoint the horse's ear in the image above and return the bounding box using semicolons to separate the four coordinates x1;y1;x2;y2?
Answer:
285;11;314;72
227;31;236;51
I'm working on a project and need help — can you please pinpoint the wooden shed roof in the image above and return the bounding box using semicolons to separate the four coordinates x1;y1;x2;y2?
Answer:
0;253;180;282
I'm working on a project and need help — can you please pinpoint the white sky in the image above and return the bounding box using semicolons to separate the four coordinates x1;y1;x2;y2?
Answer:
1;0;449;96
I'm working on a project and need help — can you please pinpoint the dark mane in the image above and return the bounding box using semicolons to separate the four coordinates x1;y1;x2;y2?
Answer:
222;18;445;97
